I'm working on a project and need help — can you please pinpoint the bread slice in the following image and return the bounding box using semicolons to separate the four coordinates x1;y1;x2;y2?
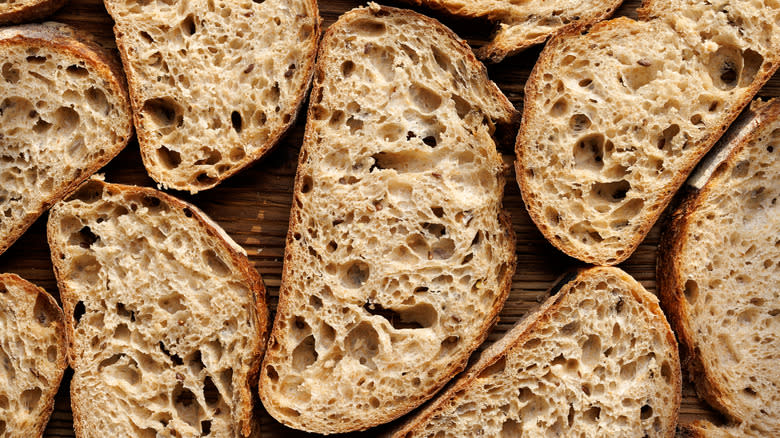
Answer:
103;0;320;193
258;4;518;433
516;2;780;265
0;0;65;24
657;98;780;436
0;273;67;438
47;178;268;437
392;267;681;438
0;23;132;256
401;0;623;63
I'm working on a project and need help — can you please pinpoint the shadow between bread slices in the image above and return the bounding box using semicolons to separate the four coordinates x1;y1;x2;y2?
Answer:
258;4;518;434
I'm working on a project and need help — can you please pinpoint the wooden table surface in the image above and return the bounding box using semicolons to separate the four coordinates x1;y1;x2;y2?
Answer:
2;0;777;436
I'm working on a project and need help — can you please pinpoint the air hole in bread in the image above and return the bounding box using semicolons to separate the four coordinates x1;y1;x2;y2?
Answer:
683;279;699;303
71;226;99;249
195;172;218;186
657;124;680;150
479;357;506;379
65;64;89;77
409;83;442;113
551;98;568;117
173;382;201;428
640;404;653;420
345;322;379;369
142;97;183;129
342;261;370;289
72;254;100;284
341;60;355;77
583;406;601;423
578;78;593;87
569;114;591;131
573;133;608;171
581;334;601;366
85;87;109;115
364;301;436;330
691;114;703;125
139;31;154;43
301;175;313;194
592;180;630;203
0;395;7;410
292;335;318;371
2;63;20;83
202;250;229;276
156;146;182;169
431;46;451;72
231;111;242;133
623;63;658;90
346;116;363;134
26;55;47;64
451;94;471;119
33;294;53;327
159;342;184;366
21;388;42;412
33;117;52;133
181;14;197;36
352;19;386;36
53;106;80;136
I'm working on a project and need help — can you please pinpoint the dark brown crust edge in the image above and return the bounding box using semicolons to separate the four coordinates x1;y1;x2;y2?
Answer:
46;179;268;438
257;4;518;434
390;266;682;438
515;16;780;266
656;99;780;425
0;22;133;257
0;273;67;438
0;0;67;25
103;0;321;193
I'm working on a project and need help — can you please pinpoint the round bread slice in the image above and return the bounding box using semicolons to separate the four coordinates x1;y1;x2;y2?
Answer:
47;178;268;438
259;4;518;434
103;0;320;193
658;98;780;436
0;22;133;256
0;273;67;438
392;267;681;438
0;0;65;25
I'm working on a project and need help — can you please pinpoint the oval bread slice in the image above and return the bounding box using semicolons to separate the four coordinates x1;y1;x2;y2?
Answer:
0;23;132;256
516;3;780;265
0;273;67;438
47;179;268;438
392;267;681;438
104;0;320;193
657;98;780;436
259;4;518;434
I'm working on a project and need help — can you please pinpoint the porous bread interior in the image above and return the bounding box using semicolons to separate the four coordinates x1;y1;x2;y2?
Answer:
519;2;780;265
401;268;678;438
674;112;780;433
104;0;318;192
412;0;621;61
48;181;263;438
0;32;129;254
260;7;516;433
0;275;64;438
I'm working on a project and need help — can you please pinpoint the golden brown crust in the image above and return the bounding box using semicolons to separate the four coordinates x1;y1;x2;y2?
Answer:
104;0;321;193
259;4;517;433
0;273;67;438
0;22;132;256
47;179;267;437
0;0;67;25
656;99;780;424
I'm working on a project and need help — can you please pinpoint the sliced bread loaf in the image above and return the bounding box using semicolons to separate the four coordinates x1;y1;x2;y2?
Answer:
401;0;623;63
657;99;780;436
0;273;67;438
0;23;132;256
103;0;320;193
259;4;518;433
392;267;681;438
47;179;268;437
0;0;65;24
516;2;780;265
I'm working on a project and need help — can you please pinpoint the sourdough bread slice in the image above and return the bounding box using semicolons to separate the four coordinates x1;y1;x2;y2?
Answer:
0;0;65;24
392;267;681;438
259;4;517;434
657;99;780;436
47;179;268;438
103;0;320;193
0;273;67;438
0;23;132;256
401;0;623;63
516;2;780;265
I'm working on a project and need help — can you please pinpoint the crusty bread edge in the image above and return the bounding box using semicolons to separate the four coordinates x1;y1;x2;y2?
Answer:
656;98;780;425
0;22;133;257
46;178;268;438
390;266;681;438
258;4;517;434
0;0;67;25
516;16;780;266
0;273;67;438
103;0;321;194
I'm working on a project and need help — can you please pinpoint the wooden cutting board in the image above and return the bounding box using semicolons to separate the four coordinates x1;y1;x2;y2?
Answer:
1;0;776;436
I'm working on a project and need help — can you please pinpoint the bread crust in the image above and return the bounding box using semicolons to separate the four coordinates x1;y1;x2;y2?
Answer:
391;266;682;438
104;0;321;193
0;273;67;438
656;99;780;426
516;14;780;266
0;22;132;256
259;4;517;434
0;0;67;25
47;179;268;438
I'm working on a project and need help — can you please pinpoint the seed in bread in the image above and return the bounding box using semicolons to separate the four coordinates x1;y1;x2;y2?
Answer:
0;273;66;438
103;0;320;193
401;0;623;63
0;23;132;256
47;179;267;438
392;267;681;438
0;0;65;25
657;98;780;436
259;4;518;434
516;2;780;265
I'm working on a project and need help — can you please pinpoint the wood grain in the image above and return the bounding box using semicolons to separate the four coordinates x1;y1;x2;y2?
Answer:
0;0;774;435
